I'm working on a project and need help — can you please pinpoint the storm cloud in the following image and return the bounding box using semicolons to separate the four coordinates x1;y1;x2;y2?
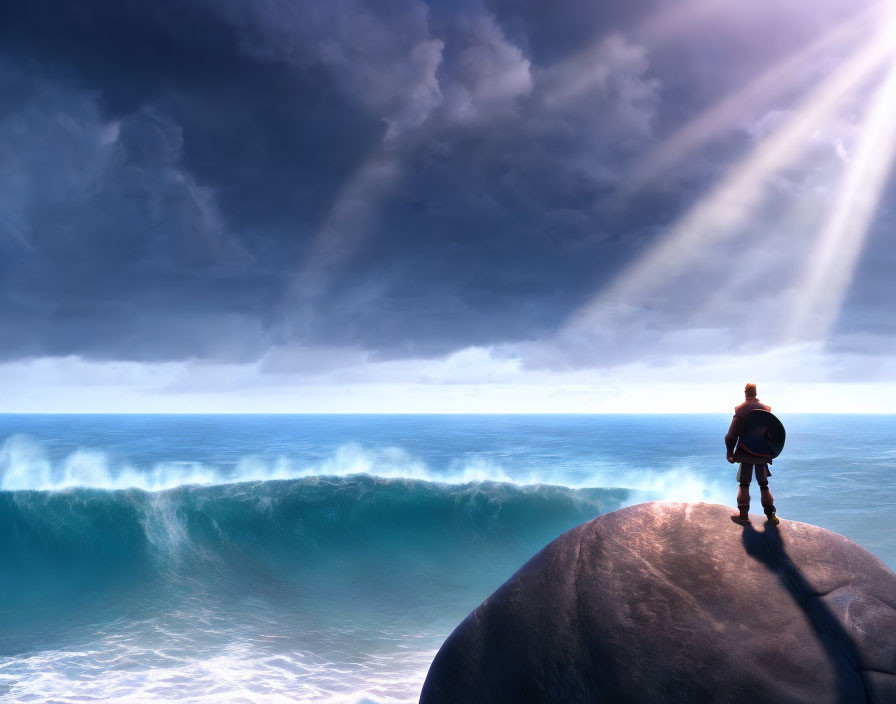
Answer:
0;0;892;370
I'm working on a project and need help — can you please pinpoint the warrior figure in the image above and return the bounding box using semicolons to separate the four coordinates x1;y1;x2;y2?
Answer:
725;383;780;526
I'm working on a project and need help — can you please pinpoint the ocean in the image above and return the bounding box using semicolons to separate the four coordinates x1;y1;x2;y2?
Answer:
1;414;893;703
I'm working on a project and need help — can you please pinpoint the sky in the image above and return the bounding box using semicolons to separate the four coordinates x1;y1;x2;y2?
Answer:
1;0;896;413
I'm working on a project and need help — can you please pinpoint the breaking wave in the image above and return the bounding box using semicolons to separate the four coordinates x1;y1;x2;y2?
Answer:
0;434;527;491
0;476;629;637
0;430;729;658
0;433;729;505
1;475;628;579
0;423;736;702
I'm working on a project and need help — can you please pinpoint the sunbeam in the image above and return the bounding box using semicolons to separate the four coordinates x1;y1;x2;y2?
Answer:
623;2;884;194
635;0;732;44
567;16;896;334
541;0;735;109
788;56;896;342
283;144;403;338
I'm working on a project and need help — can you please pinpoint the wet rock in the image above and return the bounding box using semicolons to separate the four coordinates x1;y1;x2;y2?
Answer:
420;502;896;703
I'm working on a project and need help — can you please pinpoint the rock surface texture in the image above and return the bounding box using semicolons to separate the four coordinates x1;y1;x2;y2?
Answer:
420;502;896;704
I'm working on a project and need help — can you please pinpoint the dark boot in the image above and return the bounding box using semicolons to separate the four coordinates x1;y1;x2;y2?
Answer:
760;485;779;525
732;484;750;524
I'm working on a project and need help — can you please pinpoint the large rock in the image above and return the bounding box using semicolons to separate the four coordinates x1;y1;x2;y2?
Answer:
420;502;896;703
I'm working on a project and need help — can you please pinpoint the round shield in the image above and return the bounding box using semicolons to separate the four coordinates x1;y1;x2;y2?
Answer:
737;410;786;459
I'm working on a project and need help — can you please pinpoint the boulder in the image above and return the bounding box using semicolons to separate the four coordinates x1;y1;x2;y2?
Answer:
420;502;896;703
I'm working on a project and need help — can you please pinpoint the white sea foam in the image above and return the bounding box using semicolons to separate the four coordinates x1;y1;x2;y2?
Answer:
0;637;434;703
0;435;519;491
0;433;729;506
617;461;731;506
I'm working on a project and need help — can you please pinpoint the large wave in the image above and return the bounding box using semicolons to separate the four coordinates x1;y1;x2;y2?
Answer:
0;431;730;658
0;432;732;701
1;476;628;574
0;434;533;491
0;475;629;647
0;433;729;503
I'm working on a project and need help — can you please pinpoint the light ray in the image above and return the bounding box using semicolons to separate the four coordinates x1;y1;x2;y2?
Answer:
788;58;896;342
622;2;884;195
283;143;403;338
541;0;737;109
567;21;896;333
636;0;732;45
685;197;820;331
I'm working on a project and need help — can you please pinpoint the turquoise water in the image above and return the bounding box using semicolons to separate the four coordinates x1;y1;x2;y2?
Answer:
0;414;893;702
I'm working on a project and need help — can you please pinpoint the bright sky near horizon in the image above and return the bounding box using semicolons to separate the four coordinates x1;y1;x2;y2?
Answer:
2;0;896;413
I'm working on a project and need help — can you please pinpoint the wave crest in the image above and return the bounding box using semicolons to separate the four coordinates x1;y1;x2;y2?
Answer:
0;436;523;492
0;475;629;629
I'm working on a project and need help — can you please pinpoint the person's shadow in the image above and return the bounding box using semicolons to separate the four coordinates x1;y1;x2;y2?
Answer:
739;521;866;703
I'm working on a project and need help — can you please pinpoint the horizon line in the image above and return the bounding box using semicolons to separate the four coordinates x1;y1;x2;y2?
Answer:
2;410;894;416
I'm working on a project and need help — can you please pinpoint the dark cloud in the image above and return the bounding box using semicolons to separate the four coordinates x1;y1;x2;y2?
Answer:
0;0;890;366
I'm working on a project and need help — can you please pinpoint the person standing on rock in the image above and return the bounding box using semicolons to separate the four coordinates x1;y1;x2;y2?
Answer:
725;383;780;526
